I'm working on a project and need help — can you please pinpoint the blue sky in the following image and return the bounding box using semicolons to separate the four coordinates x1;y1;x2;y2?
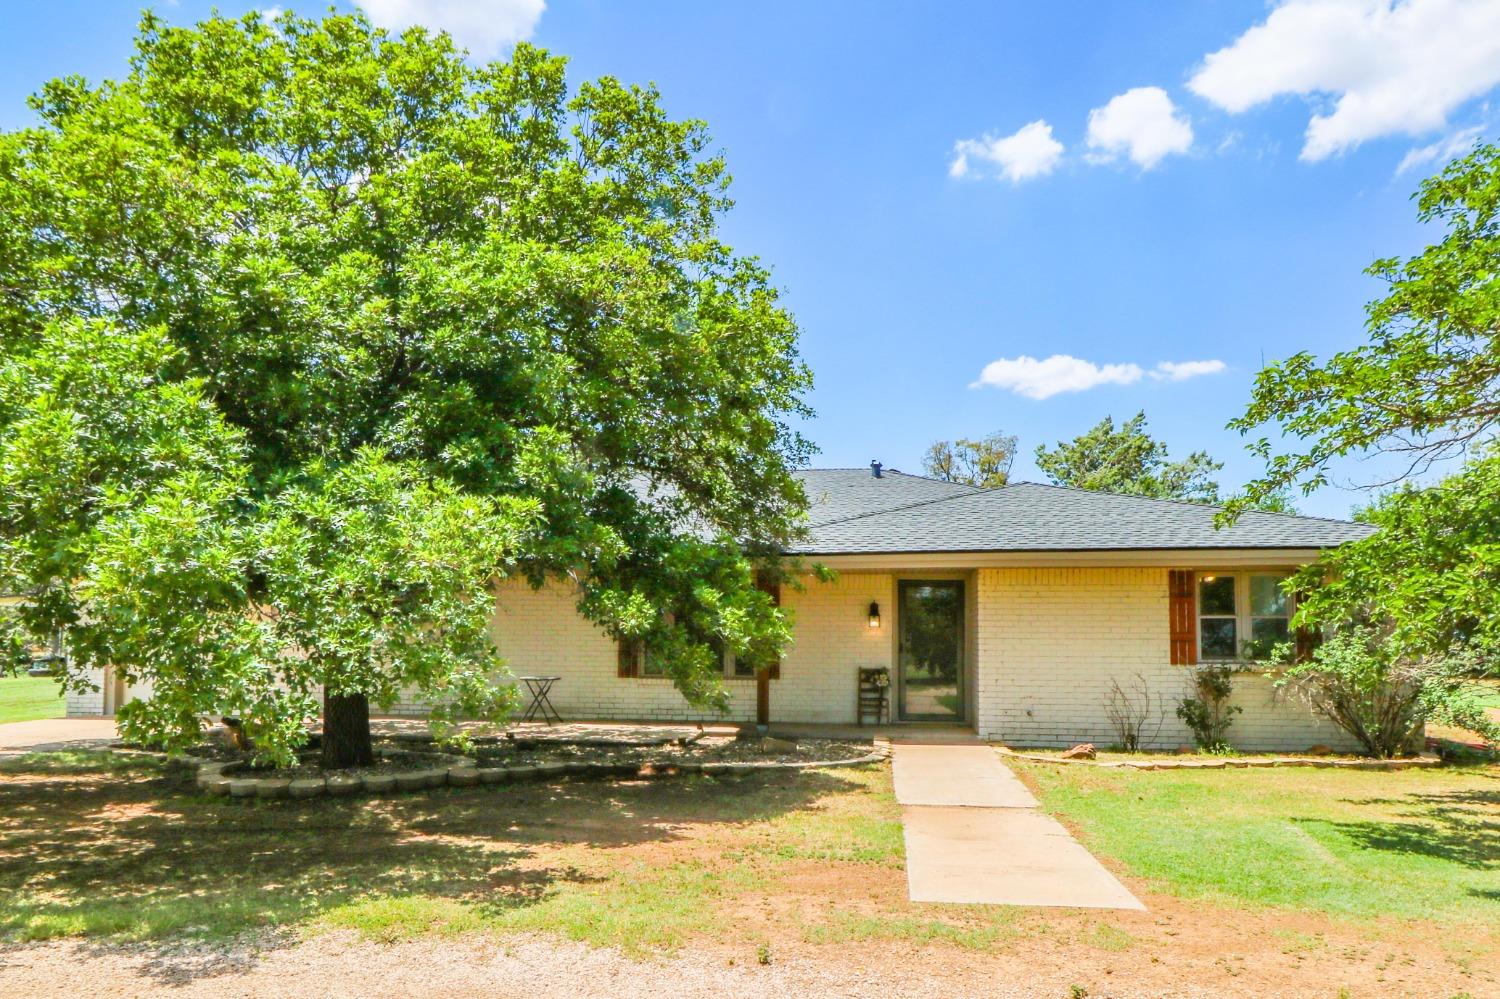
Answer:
4;2;1498;517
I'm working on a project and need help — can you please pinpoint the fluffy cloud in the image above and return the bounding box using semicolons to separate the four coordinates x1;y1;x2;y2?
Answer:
971;355;1143;399
1085;87;1194;168
360;0;545;58
1150;359;1227;381
950;121;1065;183
1395;124;1486;174
1188;0;1500;161
970;355;1225;399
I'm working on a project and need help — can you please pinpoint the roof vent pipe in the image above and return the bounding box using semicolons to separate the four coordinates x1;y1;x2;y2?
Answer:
870;460;883;479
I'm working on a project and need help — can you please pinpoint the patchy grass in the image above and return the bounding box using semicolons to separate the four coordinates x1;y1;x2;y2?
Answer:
0;675;65;724
1014;760;1500;923
0;749;900;953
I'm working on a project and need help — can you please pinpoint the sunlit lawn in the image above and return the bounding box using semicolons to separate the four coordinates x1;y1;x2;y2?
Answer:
0;676;65;724
1015;759;1500;923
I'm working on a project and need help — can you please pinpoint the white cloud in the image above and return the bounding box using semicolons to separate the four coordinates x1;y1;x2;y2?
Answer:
1395;124;1486;174
1085;87;1194;168
950;120;1065;183
970;355;1226;399
1188;0;1500;162
1150;359;1227;381
360;0;545;58
970;355;1144;400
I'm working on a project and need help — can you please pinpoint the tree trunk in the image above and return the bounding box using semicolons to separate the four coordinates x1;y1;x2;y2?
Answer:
322;690;375;770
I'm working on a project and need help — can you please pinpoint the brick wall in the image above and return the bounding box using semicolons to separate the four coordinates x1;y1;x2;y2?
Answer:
66;565;1364;751
388;572;898;724
972;566;1359;752
65;679;103;717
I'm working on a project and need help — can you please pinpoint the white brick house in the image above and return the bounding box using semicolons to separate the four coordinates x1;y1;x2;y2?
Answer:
73;466;1374;752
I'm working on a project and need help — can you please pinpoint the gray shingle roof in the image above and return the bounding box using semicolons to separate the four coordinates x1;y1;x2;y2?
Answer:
790;472;1374;554
795;468;981;526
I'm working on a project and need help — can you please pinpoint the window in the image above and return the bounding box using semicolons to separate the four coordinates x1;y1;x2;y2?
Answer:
1197;572;1292;661
1197;575;1238;659
1248;574;1292;654
619;638;741;678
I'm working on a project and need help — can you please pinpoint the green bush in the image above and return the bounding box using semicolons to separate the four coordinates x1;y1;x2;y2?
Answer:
1176;665;1241;752
1272;629;1498;758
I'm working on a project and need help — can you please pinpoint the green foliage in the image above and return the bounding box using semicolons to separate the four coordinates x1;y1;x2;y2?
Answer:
1034;412;1221;502
0;10;811;762
1175;665;1241;751
1288;450;1500;660
1228;144;1500;733
1228;142;1500;516
921;431;1017;487
1271;629;1498;758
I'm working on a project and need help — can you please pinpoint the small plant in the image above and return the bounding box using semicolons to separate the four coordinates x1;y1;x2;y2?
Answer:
756;942;772;965
1069;985;1089;999
1177;665;1242;751
1102;673;1166;752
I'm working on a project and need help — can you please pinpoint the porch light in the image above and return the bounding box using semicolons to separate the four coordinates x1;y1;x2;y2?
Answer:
868;602;881;629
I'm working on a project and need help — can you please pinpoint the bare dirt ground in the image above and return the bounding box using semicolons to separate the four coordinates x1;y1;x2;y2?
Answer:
1;882;1493;998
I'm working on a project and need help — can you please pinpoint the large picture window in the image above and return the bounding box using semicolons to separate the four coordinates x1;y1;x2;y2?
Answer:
1197;572;1292;661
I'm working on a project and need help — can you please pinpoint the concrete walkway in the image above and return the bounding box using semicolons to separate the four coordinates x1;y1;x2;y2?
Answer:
891;743;1144;910
0;717;119;757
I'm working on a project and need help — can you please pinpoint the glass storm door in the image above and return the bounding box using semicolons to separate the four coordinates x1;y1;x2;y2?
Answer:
897;580;964;721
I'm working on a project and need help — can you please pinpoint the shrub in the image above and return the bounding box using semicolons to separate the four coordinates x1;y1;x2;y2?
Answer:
1102;673;1166;752
1176;665;1241;752
1272;629;1498;758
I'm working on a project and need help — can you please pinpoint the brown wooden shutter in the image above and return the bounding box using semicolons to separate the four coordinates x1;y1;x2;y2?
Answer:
756;575;781;680
616;638;640;678
1293;591;1321;663
1168;570;1197;666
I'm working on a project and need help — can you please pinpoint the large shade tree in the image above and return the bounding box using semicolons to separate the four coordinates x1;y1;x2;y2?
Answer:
0;11;811;766
1229;143;1500;743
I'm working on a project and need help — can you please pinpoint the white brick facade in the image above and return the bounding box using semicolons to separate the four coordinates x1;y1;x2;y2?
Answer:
972;566;1357;752
68;565;1357;751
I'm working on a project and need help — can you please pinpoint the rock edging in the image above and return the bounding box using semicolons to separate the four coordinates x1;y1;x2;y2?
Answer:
994;745;1443;772
196;740;891;799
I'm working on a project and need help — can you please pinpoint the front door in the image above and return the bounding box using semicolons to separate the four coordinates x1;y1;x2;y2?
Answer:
897;579;964;721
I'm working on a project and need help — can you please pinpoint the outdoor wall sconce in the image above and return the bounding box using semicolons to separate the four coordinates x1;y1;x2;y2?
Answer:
868;602;881;629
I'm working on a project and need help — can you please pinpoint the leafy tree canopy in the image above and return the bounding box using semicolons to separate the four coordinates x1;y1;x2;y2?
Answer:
1234;144;1500;743
0;10;811;765
1287;450;1500;659
1228;143;1500;515
1033;412;1222;503
921;431;1017;488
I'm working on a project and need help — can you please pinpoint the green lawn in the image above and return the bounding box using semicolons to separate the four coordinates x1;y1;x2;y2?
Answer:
0;675;65;724
1015;760;1500;924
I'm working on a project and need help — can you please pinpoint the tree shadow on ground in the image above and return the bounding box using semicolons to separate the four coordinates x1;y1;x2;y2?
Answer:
1306;775;1500;871
0;751;871;985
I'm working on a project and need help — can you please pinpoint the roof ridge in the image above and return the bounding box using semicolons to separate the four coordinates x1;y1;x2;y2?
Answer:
806;485;996;529
797;466;985;489
1003;480;1364;528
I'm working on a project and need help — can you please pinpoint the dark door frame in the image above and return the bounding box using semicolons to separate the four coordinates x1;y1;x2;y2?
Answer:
896;578;966;722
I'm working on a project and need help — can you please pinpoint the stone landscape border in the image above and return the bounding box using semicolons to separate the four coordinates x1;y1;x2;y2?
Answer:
195;738;892;800
995;745;1442;771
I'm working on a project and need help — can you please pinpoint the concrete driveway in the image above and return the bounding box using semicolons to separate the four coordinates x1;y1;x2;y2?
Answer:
0;717;119;757
892;742;1144;910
